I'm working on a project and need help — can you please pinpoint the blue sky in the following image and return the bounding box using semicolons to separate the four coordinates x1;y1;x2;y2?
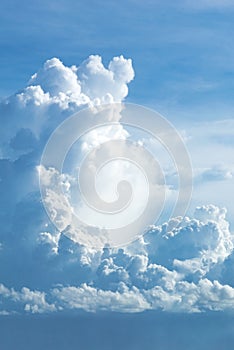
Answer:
1;0;234;120
1;1;234;349
1;311;234;350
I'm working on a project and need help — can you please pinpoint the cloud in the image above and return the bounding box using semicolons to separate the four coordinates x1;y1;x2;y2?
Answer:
1;202;234;314
29;58;82;97
0;55;234;315
0;284;56;314
178;119;234;220
0;54;134;283
78;55;134;102
195;165;233;183
0;55;134;159
52;284;150;313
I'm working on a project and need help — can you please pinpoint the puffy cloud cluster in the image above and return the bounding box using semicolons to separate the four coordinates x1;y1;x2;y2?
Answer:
0;56;234;315
0;55;134;160
78;55;134;102
0;284;56;314
1;202;234;314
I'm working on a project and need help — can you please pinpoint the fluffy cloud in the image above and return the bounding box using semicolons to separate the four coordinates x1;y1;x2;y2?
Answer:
0;56;234;315
0;283;56;314
78;55;134;102
29;57;82;97
0;55;134;159
1;204;234;314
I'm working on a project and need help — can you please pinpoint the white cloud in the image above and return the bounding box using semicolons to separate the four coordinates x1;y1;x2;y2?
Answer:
78;55;134;102
0;55;234;315
0;55;134;160
29;57;82;97
0;284;56;314
52;284;150;313
1;204;234;314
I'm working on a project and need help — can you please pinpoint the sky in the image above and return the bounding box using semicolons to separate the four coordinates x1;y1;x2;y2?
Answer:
1;0;234;119
1;1;234;349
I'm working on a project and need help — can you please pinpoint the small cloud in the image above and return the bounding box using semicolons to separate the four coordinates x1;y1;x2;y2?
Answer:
195;165;233;183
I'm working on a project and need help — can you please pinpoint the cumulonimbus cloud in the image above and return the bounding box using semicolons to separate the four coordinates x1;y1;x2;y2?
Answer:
0;55;234;315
